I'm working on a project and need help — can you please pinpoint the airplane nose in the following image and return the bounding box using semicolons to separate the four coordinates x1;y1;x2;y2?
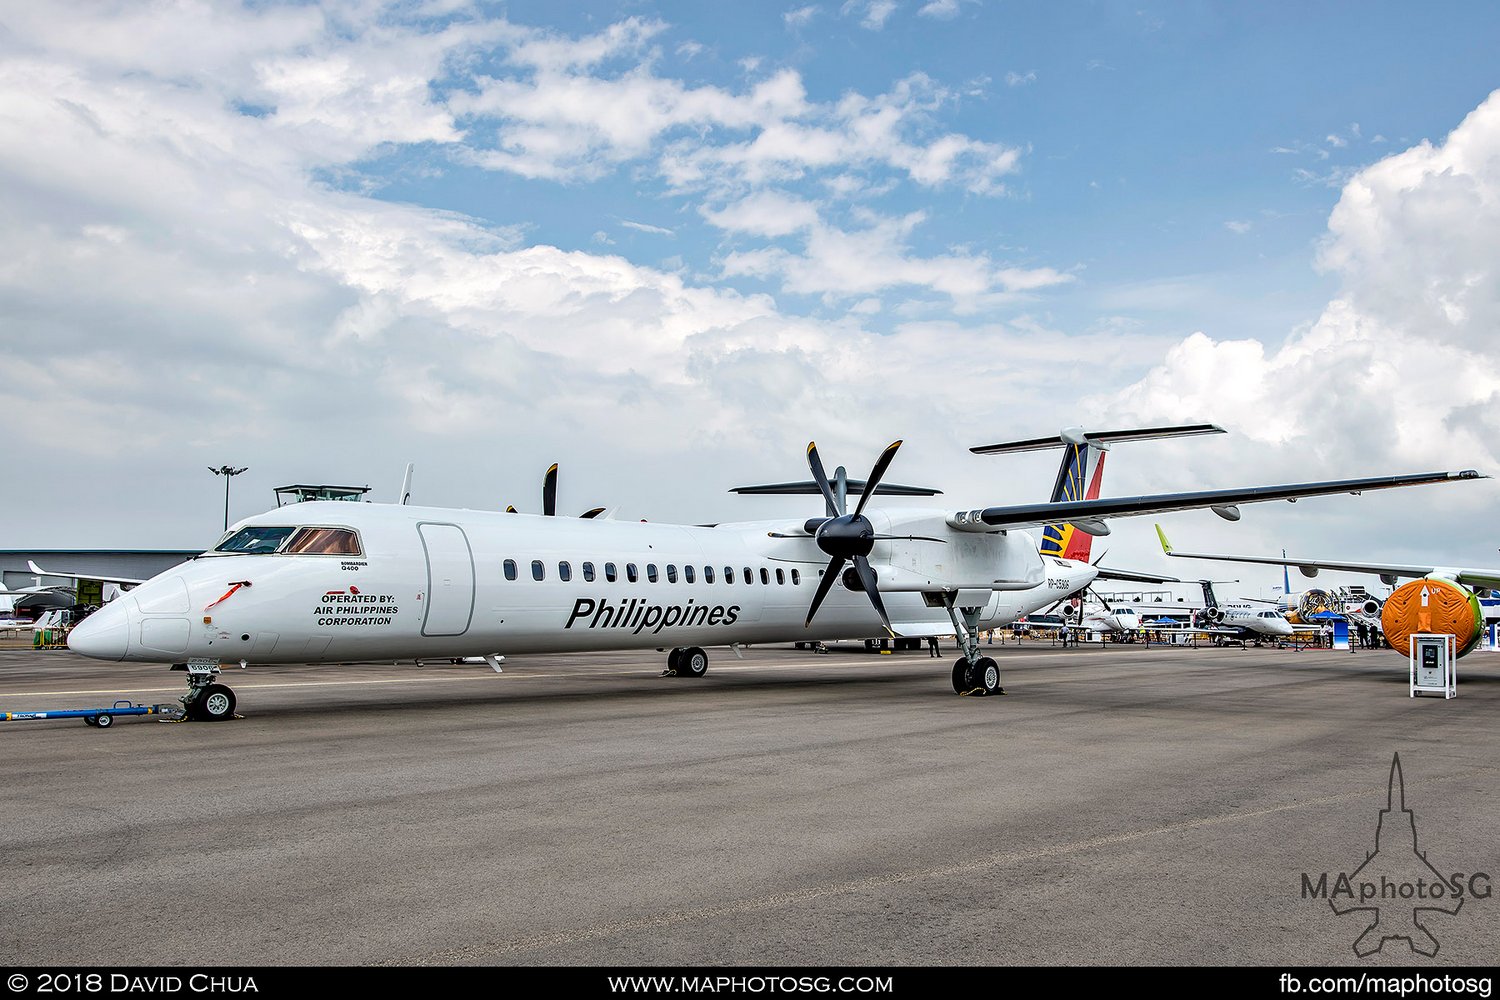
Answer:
67;599;132;661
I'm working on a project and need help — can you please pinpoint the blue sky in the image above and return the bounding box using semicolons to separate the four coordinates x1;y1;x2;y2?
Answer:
2;0;1499;593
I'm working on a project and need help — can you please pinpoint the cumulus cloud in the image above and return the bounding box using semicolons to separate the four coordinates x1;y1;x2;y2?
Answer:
1090;90;1500;564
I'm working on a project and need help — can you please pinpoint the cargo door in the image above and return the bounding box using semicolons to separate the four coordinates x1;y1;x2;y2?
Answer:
418;523;475;637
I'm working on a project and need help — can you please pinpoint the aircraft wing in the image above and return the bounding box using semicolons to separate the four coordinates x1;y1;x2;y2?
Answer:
1092;565;1179;585
958;470;1483;532
1153;528;1500;591
28;560;147;587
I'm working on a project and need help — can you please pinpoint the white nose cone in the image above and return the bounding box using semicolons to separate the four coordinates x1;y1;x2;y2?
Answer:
68;601;131;661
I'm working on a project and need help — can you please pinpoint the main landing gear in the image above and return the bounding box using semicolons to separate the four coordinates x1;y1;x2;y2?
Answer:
171;661;238;721
941;597;1004;697
665;646;709;678
951;655;1002;696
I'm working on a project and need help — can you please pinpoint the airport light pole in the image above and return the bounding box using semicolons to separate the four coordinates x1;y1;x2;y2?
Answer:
209;465;249;531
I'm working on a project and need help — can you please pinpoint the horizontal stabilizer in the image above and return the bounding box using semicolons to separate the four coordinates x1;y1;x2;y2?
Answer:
730;480;941;497
971;423;1225;455
1093;565;1180;585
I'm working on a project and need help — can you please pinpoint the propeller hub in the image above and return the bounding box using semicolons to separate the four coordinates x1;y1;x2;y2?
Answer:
815;514;875;558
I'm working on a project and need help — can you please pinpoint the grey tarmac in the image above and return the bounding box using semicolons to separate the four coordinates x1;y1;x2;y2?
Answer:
1;641;1496;966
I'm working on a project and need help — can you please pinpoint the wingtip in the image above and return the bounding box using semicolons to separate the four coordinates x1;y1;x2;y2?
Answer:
1154;523;1172;554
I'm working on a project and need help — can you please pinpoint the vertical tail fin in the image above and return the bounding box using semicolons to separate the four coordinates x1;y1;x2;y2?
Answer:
973;424;1224;564
1200;580;1219;610
1040;444;1105;561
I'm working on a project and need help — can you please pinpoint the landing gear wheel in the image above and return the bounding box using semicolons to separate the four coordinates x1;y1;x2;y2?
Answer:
190;684;237;721
666;648;683;673
93;713;113;728
677;647;709;678
951;657;971;694
973;656;1002;696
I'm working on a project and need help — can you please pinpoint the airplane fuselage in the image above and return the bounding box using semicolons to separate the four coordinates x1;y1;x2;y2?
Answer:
69;501;1098;664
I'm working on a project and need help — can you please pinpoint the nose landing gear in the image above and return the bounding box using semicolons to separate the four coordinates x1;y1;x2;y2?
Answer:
173;660;238;721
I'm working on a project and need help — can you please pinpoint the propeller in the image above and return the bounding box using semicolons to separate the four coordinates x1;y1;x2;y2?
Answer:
803;440;904;635
506;464;604;518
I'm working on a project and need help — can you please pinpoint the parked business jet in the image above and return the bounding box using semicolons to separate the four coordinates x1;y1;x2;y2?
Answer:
66;439;1481;719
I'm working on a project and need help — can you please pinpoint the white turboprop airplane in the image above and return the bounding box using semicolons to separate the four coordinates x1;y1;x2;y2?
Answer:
64;440;1481;720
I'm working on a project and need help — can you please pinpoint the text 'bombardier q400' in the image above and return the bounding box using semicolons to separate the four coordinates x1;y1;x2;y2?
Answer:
65;433;1482;720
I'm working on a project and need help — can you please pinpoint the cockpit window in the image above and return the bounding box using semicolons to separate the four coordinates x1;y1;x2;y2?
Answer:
211;525;361;556
284;527;362;556
214;526;298;554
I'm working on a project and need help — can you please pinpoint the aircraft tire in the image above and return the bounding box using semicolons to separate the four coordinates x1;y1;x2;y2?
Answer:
973;657;1001;696
951;657;971;693
193;684;237;722
667;647;683;673
677;647;709;678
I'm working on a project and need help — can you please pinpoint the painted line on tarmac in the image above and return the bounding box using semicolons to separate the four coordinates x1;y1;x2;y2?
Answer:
394;767;1496;964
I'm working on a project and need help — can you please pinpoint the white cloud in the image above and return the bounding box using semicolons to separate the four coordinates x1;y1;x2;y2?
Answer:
621;220;676;236
918;0;963;18
718;210;1074;306
1091;90;1500;563
702;191;821;237
784;5;819;28
1005;71;1037;87
841;0;899;30
1225;220;1252;234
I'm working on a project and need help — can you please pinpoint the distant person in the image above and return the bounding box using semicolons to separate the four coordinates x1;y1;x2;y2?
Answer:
928;636;940;658
1059;624;1071;648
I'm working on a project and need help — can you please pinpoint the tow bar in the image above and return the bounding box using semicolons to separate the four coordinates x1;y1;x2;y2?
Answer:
2;700;183;728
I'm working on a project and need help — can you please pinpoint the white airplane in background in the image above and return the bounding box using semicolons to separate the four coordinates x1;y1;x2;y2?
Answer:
63;436;1481;720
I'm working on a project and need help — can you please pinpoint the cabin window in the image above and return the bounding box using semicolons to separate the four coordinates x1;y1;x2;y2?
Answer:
760;568;770;585
503;559;517;581
283;526;362;556
724;567;735;584
684;565;695;584
704;566;715;584
531;560;545;582
605;562;618;583
743;567;753;585
666;565;678;583
776;568;785;585
582;562;596;582
647;564;658;583
792;569;801;585
627;563;639;583
559;561;572;582
213;526;298;554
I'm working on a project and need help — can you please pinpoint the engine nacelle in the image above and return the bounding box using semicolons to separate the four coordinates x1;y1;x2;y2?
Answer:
1381;578;1483;658
1206;606;1225;623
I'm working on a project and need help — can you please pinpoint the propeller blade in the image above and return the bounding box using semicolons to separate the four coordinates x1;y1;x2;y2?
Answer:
869;534;948;543
579;507;606;519
505;505;518;514
767;532;811;538
853;440;902;517
805;555;846;628
1043;598;1065;615
805;442;840;518
542;463;558;517
852;554;893;636
1091;587;1113;612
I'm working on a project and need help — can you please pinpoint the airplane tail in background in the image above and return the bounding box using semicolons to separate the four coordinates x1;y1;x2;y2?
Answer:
969;423;1225;564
